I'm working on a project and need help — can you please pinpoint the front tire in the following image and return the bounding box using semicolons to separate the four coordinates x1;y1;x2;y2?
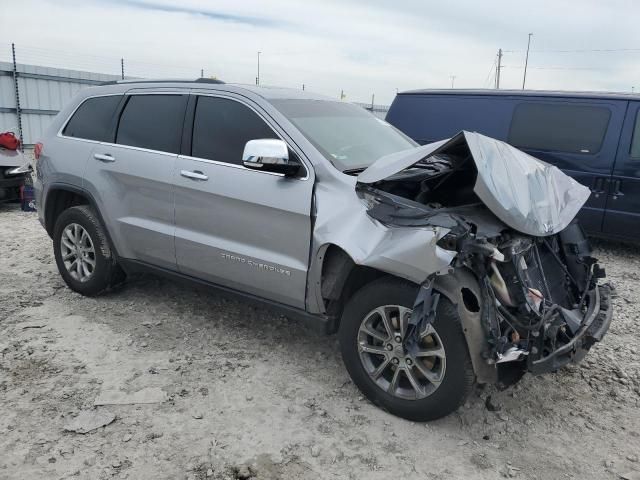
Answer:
339;277;475;421
53;205;124;296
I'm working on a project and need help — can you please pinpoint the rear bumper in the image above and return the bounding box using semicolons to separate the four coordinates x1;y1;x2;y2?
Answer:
527;284;613;374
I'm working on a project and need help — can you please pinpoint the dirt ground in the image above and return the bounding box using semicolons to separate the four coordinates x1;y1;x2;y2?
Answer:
1;203;639;480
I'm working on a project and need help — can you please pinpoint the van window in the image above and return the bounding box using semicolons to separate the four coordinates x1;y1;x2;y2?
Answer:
508;103;611;154
191;96;278;165
116;95;186;153
630;109;640;158
63;95;121;142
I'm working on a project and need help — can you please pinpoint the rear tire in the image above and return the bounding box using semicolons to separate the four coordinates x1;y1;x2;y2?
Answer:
53;205;125;296
339;277;475;421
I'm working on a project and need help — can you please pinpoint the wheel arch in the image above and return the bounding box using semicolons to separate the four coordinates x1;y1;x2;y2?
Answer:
44;184;120;259
316;245;496;383
316;243;417;333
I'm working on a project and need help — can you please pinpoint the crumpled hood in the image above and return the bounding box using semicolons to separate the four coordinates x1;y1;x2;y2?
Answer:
358;131;591;236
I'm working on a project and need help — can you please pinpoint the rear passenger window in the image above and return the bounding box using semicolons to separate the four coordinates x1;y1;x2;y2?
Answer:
509;103;611;154
630;110;640;158
63;95;121;142
116;95;186;153
191;96;278;165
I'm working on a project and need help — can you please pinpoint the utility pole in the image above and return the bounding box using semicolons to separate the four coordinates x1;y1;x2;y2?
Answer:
522;33;533;89
256;51;261;85
496;48;503;89
11;43;23;149
450;75;456;88
121;58;124;80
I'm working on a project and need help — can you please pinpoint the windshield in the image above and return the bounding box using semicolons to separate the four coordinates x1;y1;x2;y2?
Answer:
271;99;417;171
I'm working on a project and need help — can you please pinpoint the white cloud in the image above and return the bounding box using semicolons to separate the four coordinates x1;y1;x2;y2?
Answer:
1;0;639;104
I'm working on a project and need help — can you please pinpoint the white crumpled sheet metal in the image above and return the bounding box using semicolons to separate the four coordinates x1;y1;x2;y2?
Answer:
359;131;591;237
464;131;590;236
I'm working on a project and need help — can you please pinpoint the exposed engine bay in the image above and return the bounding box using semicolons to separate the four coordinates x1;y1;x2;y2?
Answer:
356;131;613;386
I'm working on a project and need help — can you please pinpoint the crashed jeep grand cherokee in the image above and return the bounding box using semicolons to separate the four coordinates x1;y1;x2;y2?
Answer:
36;84;612;422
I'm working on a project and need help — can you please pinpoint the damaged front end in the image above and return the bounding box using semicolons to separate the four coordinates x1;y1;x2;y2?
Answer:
357;131;613;386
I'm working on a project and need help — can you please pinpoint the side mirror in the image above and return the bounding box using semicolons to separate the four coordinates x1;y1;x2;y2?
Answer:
242;139;301;176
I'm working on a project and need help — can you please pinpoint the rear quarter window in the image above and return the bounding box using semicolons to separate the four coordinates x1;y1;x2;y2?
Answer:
508;102;611;154
62;95;122;142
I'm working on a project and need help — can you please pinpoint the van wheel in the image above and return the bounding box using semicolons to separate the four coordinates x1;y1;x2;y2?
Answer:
339;277;475;421
53;205;125;296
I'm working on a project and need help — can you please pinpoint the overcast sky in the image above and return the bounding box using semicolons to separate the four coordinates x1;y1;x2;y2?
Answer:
1;0;639;104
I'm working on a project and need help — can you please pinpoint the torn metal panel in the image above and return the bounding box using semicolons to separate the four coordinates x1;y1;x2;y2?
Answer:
433;269;498;384
358;131;591;236
307;177;457;314
357;139;448;184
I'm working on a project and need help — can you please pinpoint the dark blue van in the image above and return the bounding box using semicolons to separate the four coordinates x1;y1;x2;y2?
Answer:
386;89;640;242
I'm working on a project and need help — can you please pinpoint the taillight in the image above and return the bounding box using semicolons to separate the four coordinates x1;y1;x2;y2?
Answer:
34;142;43;160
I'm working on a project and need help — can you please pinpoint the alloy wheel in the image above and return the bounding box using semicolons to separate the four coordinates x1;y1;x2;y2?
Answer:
357;305;446;400
60;223;96;283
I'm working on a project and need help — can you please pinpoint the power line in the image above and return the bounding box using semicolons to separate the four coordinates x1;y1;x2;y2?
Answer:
484;56;497;88
503;65;606;71
503;48;640;53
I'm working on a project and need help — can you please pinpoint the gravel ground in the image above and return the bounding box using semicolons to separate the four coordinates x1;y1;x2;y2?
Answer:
1;203;639;480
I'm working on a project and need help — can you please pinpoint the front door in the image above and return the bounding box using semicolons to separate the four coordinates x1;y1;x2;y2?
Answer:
603;101;640;239
173;94;314;308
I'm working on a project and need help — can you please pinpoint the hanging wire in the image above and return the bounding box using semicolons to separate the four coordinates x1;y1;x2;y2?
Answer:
484;57;498;88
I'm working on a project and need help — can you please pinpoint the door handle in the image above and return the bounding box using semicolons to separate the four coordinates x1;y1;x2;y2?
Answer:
591;177;605;195
611;179;624;200
94;153;115;162
180;170;208;181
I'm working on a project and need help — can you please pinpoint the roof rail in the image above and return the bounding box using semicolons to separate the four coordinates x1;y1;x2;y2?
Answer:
194;78;224;84
99;78;224;86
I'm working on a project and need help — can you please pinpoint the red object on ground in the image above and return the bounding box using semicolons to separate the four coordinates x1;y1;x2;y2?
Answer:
0;131;20;150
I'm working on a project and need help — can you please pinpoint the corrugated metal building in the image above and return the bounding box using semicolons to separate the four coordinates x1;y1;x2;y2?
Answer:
0;62;120;147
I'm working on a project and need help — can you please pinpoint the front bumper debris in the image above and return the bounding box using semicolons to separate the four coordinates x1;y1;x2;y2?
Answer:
527;284;613;374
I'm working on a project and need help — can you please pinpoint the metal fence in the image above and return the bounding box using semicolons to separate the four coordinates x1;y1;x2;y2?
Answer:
353;102;390;119
0;61;121;147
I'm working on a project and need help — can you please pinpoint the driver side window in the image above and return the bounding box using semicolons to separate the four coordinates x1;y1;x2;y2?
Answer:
191;96;278;165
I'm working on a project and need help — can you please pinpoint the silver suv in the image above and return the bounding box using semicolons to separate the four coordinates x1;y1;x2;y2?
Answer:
34;80;612;421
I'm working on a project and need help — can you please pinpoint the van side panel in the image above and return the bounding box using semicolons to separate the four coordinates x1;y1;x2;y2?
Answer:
507;98;626;234
604;101;640;239
385;94;515;145
386;93;628;237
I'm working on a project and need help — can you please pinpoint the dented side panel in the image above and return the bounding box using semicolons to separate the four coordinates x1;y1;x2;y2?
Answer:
305;174;457;314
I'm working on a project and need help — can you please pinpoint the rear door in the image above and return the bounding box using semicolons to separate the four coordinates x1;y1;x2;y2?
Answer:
173;93;314;308
507;99;626;234
83;92;188;269
602;101;640;239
